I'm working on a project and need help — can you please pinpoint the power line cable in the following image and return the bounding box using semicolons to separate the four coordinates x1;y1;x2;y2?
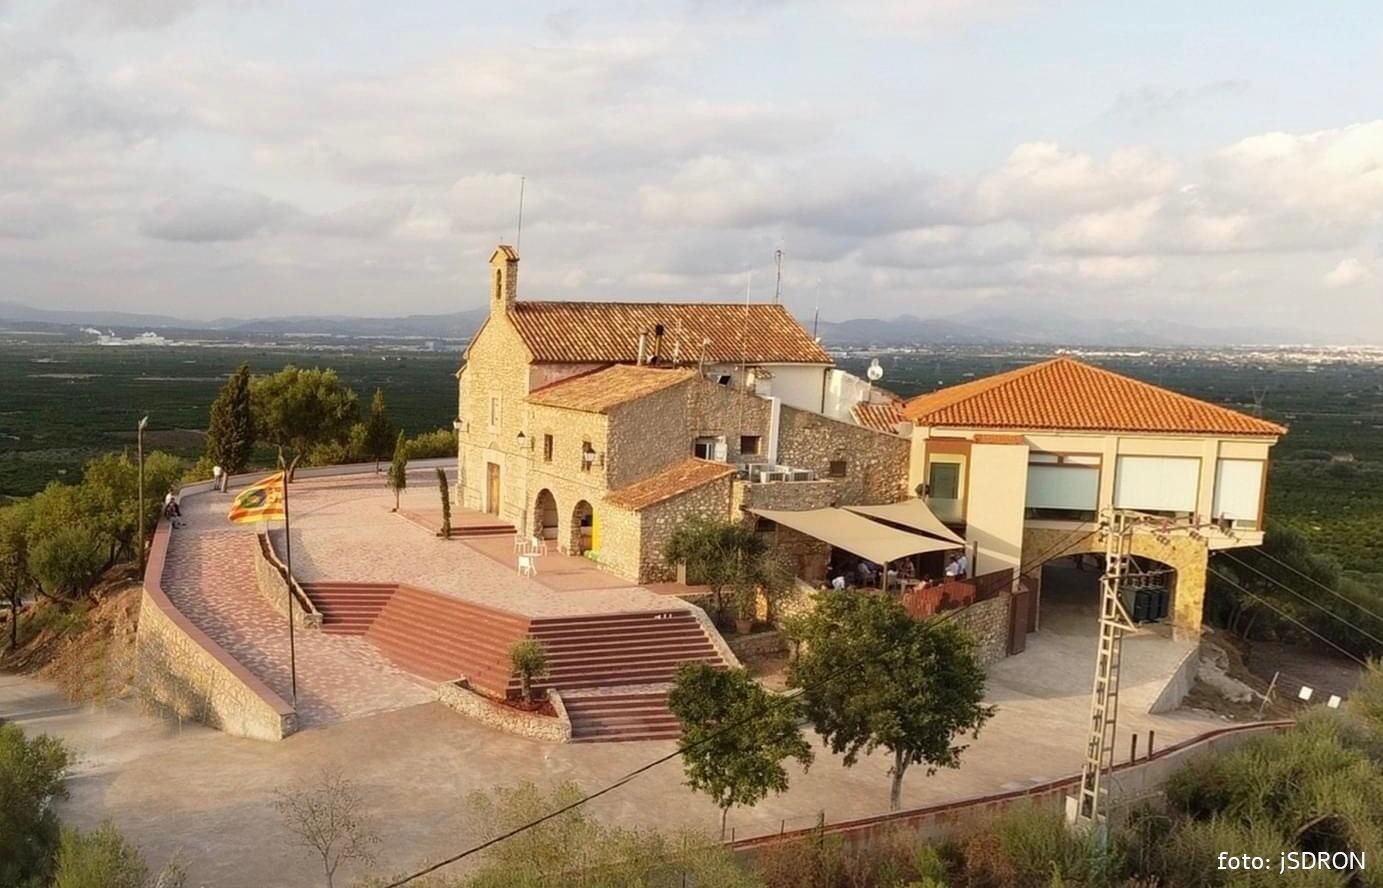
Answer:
1206;566;1367;667
1234;545;1383;626
381;531;1099;886
1215;551;1383;650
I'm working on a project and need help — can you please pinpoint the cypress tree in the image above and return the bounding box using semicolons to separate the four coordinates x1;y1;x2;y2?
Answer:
206;364;254;483
364;389;397;472
387;432;408;512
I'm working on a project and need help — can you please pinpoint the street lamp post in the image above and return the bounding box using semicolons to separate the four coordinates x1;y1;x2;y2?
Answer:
137;416;149;572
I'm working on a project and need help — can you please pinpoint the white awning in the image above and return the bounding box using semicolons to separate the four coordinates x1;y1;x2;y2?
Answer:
750;507;962;564
844;499;966;545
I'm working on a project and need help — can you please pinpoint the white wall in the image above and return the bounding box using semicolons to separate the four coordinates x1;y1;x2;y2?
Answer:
704;363;828;414
821;368;879;421
965;441;1030;575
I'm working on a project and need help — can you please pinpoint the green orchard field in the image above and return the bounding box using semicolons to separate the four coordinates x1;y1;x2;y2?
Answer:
0;341;460;499
3;340;1380;575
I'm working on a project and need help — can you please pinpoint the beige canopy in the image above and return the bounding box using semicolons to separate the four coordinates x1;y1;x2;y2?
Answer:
844;499;966;545
750;507;961;565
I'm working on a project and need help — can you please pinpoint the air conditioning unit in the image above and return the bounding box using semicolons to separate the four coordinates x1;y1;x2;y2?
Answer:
789;469;814;482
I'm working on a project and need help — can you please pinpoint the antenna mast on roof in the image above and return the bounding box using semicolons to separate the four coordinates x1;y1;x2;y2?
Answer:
515;175;526;252
773;249;783;303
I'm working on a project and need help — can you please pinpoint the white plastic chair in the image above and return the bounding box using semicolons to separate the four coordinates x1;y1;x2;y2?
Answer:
517;553;537;577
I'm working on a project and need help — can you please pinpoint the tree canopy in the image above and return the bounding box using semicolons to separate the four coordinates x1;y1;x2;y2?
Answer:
0;724;70;887
665;516;768;620
668;663;813;837
251;366;359;463
788;589;993;810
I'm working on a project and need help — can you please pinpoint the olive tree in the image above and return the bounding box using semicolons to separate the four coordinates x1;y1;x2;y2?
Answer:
668;663;813;838
789;590;993;810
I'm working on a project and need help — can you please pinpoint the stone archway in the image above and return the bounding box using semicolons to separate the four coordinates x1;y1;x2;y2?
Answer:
1021;526;1207;639
570;500;594;555
533;489;559;541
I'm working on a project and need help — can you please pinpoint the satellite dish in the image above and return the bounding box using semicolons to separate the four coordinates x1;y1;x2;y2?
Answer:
866;358;883;382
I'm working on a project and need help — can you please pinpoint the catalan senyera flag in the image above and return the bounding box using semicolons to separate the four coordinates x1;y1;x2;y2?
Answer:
227;472;287;524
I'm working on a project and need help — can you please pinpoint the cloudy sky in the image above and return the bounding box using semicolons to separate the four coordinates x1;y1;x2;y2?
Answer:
2;1;1382;336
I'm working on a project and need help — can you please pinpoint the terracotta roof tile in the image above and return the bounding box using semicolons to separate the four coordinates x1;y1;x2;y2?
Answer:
527;365;696;414
901;357;1286;437
850;401;905;434
508;301;831;365
605;458;734;511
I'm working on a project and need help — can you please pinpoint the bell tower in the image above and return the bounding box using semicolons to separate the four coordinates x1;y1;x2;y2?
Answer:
489;245;519;315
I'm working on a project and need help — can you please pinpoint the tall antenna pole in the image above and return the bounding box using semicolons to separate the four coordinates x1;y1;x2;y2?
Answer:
773;249;783;303
515;175;526;252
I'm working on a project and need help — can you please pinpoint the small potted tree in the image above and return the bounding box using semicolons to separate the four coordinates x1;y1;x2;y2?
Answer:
732;580;757;635
508;639;549;706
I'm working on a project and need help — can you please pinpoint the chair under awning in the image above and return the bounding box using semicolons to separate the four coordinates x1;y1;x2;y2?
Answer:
749;507;961;565
844;499;966;545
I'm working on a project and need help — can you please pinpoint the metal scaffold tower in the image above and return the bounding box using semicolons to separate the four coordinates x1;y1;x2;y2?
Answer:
1071;508;1138;836
1070;509;1222;837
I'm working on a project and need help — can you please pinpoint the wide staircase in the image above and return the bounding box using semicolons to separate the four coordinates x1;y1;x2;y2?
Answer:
300;582;396;635
299;586;729;741
447;519;516;540
524;611;727;742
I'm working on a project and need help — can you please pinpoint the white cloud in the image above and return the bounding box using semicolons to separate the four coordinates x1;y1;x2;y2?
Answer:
1323;257;1373;289
139;187;294;242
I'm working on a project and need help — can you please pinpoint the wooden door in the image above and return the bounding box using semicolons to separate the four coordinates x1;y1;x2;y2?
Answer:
1008;587;1031;656
485;462;500;515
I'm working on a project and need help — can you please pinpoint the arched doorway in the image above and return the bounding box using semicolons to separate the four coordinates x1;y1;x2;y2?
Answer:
534;489;559;541
570;500;594;555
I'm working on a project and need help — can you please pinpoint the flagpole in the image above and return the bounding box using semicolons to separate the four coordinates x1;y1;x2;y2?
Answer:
281;473;298;706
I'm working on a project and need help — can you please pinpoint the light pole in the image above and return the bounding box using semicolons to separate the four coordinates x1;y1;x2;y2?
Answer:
137;416;149;572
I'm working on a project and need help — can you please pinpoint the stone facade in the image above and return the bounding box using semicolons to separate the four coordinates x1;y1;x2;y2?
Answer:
632;474;736;581
135;588;297;741
776;406;910;506
437;680;572;743
949;593;1011;667
1021;526;1209;639
455;247;911;586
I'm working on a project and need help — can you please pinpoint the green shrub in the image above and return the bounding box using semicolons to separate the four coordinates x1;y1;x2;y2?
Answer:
957;805;1108;888
0;724;70;887
508;640;549;702
29;525;107;599
406;427;456;459
54;822;149;888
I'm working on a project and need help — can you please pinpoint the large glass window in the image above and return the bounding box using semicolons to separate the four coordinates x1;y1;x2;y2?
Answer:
926;459;964;523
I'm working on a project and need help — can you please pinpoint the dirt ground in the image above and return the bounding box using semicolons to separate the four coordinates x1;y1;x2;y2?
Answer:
0;573;142;703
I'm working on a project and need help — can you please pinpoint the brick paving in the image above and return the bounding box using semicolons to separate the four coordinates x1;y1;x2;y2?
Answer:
236;469;696;618
161;467;699;728
160;523;431;728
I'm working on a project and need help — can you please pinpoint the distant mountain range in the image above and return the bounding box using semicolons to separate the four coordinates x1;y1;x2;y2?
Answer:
0;299;1358;348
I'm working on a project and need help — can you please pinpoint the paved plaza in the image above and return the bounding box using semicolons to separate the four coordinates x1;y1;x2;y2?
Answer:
4;653;1224;888
165;468;705;727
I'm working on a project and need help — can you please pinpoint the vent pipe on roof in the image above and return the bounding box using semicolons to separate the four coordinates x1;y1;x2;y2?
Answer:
636;330;649;365
652;323;665;364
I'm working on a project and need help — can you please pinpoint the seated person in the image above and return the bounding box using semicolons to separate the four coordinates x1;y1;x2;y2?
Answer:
831;575;847;591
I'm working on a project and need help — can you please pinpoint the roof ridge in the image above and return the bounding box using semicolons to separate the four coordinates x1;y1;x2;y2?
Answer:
901;356;1285;436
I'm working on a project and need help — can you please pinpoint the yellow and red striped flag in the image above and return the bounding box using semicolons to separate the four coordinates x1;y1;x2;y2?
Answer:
227;472;287;524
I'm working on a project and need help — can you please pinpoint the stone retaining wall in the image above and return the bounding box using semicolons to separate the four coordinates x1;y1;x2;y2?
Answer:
253;533;321;630
135;585;297;741
729;629;788;659
437;680;571;743
949;593;1012;667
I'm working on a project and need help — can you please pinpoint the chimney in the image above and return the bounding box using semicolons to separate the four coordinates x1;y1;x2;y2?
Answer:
636;330;649;365
652;323;665;364
488;245;519;316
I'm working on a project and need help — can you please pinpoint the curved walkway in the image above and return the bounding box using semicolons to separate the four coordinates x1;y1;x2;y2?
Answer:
163;494;431;728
